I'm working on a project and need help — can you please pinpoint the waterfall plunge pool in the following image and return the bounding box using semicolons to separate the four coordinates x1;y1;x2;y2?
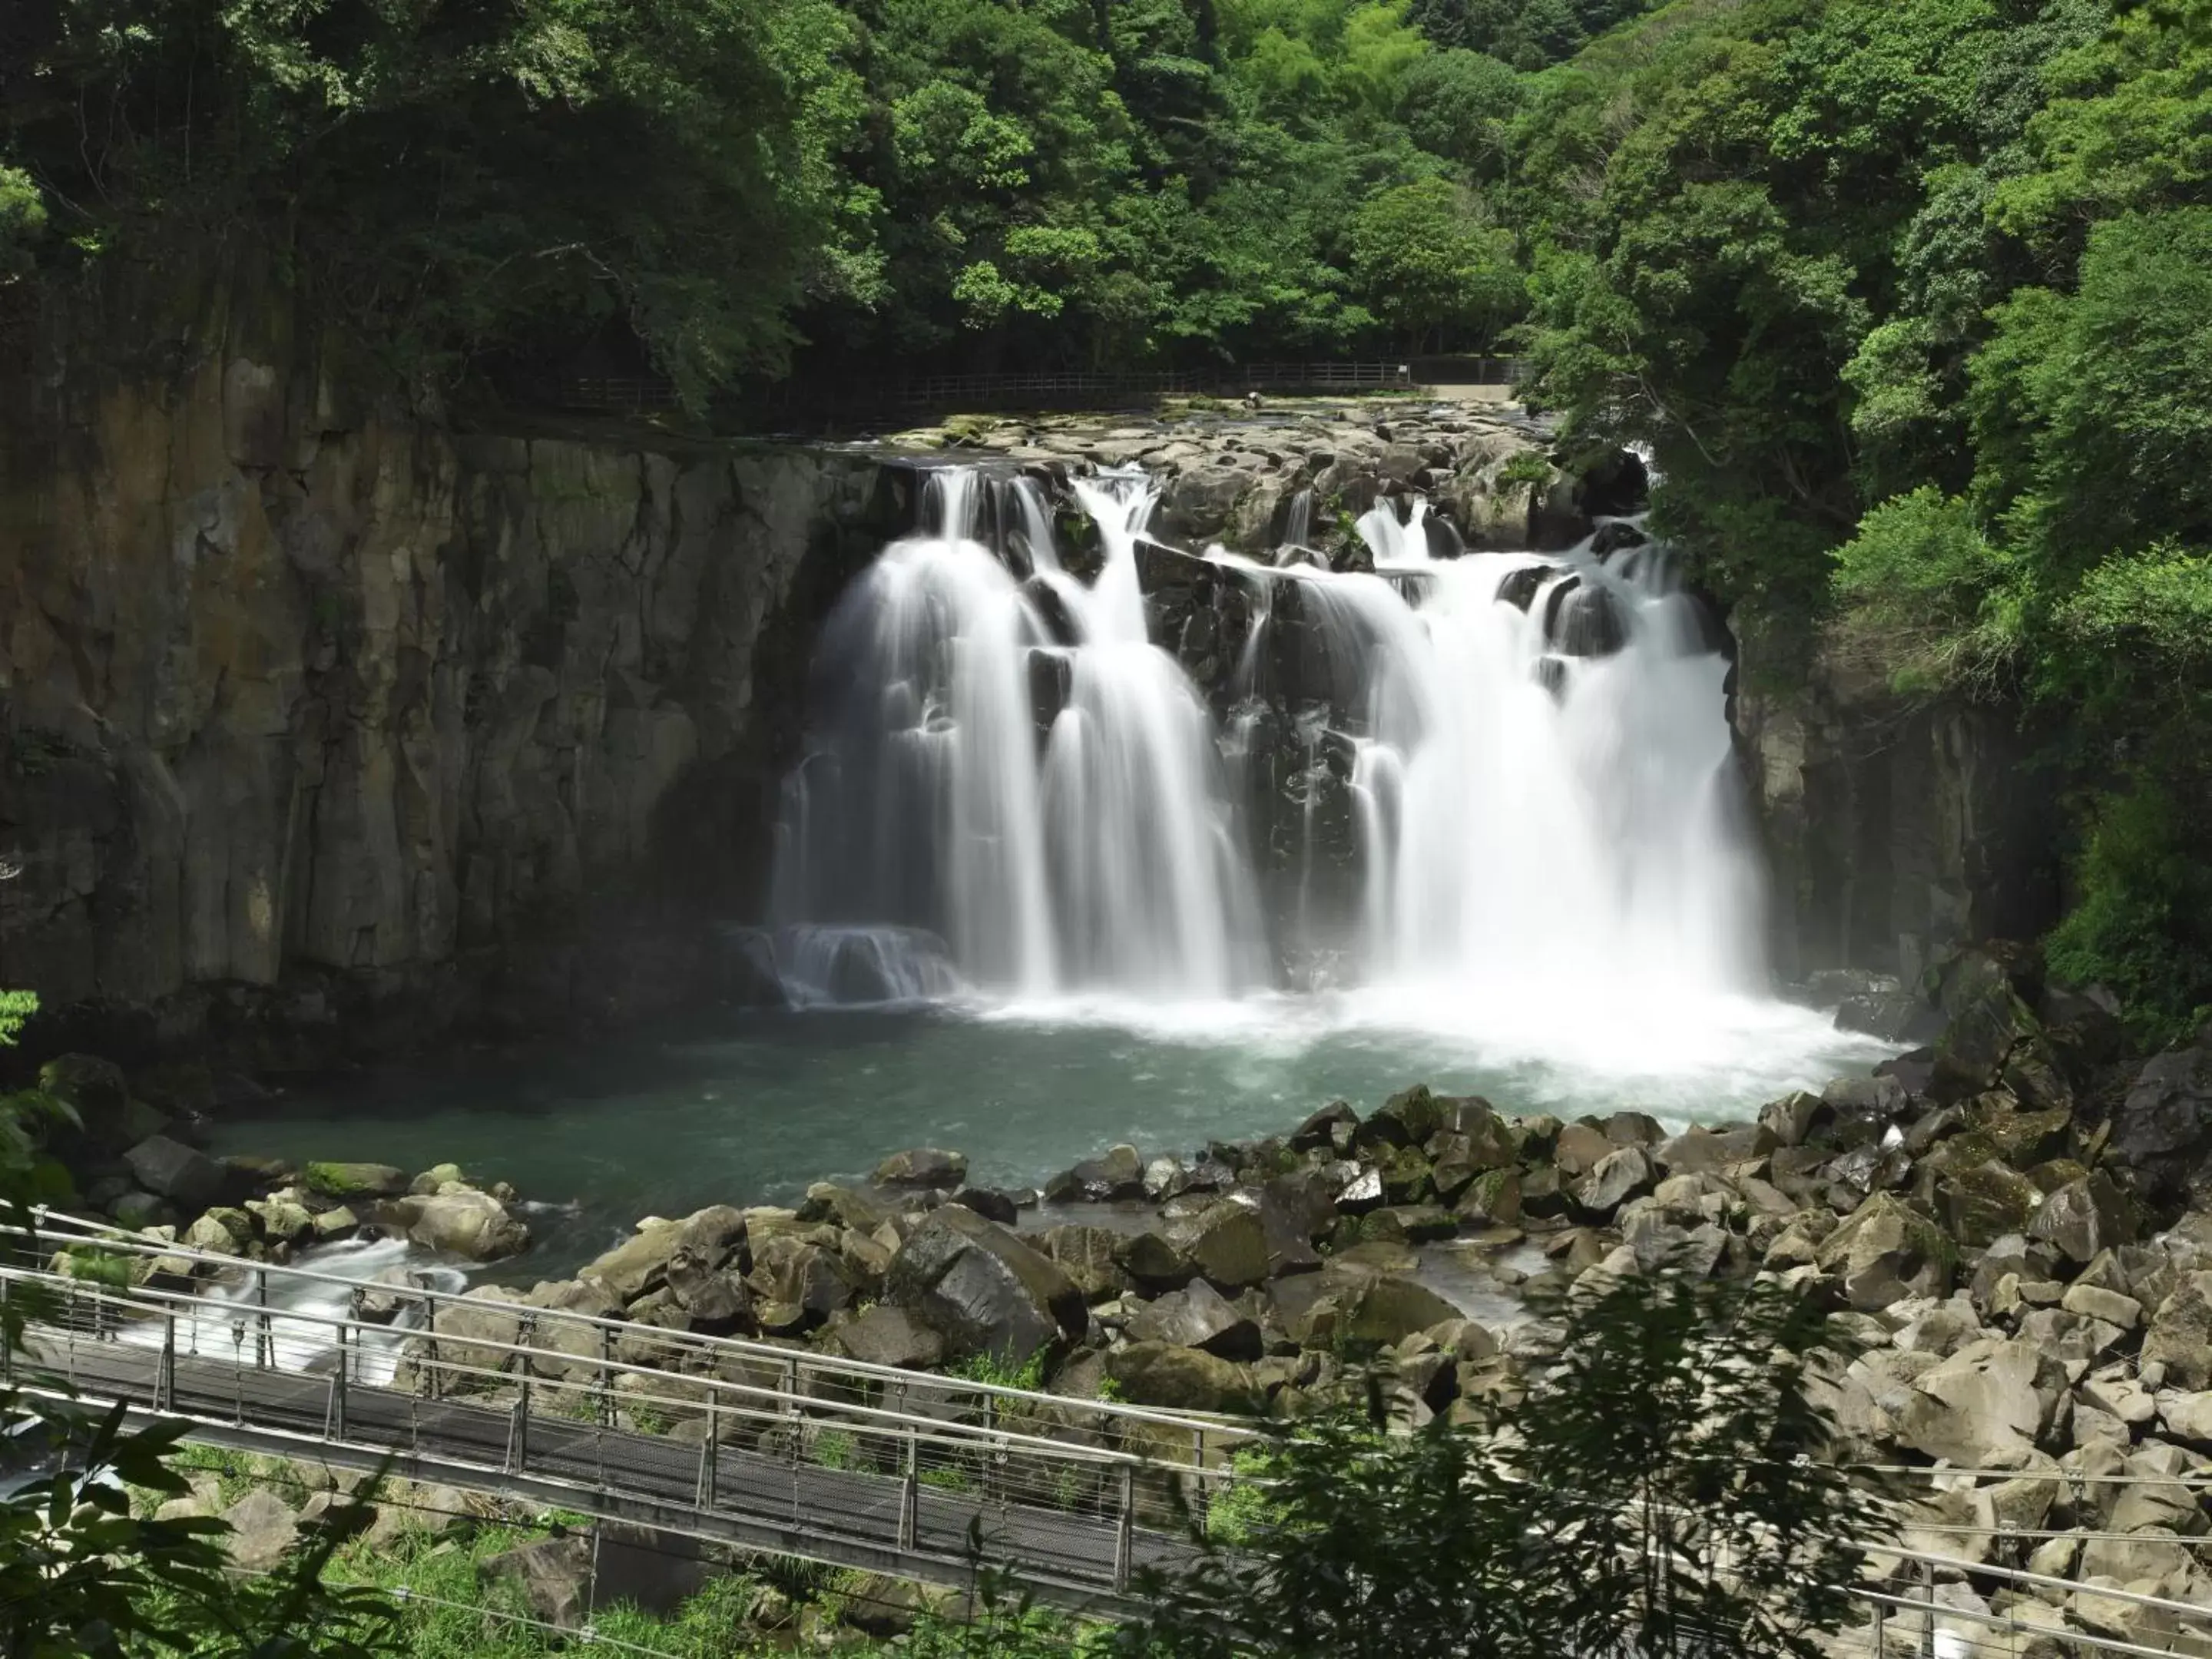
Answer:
207;992;1889;1280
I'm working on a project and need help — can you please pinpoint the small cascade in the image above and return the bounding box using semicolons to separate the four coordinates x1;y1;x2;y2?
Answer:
771;467;1260;1002
772;462;1763;1012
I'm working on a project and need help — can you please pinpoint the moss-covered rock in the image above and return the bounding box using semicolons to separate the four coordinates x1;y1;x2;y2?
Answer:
303;1161;410;1200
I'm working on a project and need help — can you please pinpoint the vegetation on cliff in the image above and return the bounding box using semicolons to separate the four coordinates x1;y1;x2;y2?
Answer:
4;0;2210;1024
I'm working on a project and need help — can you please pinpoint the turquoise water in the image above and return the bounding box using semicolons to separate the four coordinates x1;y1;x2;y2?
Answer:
207;992;1886;1277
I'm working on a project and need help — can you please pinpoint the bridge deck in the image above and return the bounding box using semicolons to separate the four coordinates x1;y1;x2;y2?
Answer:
20;1326;1198;1614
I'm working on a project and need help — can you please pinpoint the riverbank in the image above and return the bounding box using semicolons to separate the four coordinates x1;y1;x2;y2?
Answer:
30;939;2212;1652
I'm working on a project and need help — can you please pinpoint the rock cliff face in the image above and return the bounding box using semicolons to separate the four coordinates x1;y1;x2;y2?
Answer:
1734;627;2061;987
0;302;906;1058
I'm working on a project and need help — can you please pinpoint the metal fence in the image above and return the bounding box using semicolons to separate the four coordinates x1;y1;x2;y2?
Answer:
6;1211;2210;1651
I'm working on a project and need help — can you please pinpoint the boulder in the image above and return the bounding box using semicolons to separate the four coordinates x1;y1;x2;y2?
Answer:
394;1188;528;1262
1339;1274;1462;1349
1356;1084;1452;1149
1815;1193;1953;1310
480;1536;594;1630
829;1306;947;1371
1167;1201;1271;1290
1036;1225;1129;1300
1124;1280;1263;1361
2108;1035;2212;1204
1757;1092;1827;1148
1455;1167;1522;1227
1103;1343;1256;1413
1254;1174;1330;1277
1290;1101;1359;1153
885;1205;1085;1363
1114;1229;1200;1292
39;1054;131;1121
181;1207;254;1256
1575;1146;1656;1216
1895;1338;2056;1467
302;1161;411;1200
243;1196;314;1247
1939;1161;2042;1248
2143;1272;2212;1390
1049;1144;1145;1202
949;1187;1019;1225
123;1137;224;1211
2028;1173;2136;1265
747;1236;856;1325
220;1489;301;1573
873;1147;968;1187
1553;1121;1611;1177
2156;1389;2212;1449
428;1286;528;1380
110;1191;177;1230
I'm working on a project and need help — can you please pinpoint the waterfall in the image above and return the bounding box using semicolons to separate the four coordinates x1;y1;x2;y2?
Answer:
771;466;1764;1013
770;469;1260;1001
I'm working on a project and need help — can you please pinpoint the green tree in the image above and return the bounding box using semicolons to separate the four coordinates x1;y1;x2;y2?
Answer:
1116;1268;1886;1659
1349;177;1521;348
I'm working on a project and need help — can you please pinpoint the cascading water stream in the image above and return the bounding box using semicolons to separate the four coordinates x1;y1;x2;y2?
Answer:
772;462;1767;1041
770;468;1260;1002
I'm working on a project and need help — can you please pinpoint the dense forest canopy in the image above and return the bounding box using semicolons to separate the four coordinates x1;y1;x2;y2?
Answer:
2;0;2209;1029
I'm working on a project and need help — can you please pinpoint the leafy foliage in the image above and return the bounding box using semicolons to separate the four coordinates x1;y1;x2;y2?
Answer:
1113;1268;1886;1659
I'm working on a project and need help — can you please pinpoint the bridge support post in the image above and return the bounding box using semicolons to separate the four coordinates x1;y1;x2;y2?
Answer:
156;1313;176;1412
598;1326;613;1426
1115;1465;1134;1593
254;1267;272;1368
1919;1558;1935;1657
696;1409;717;1511
899;1431;917;1551
506;1383;529;1473
1872;1600;1886;1655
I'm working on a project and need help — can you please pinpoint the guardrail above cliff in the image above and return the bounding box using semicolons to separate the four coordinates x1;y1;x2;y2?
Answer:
555;359;1533;419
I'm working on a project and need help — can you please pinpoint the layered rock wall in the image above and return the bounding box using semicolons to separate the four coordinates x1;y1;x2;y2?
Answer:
1735;629;2061;987
0;293;902;1056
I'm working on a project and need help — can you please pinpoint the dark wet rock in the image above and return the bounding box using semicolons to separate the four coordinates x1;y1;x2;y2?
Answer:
1940;1161;2043;1249
1125;1280;1263;1361
1104;1343;1257;1413
1493;564;1559;612
1167;1200;1272;1290
2107;1027;2212;1206
1353;1084;1452;1150
885;1206;1085;1364
1047;1144;1146;1203
2028;1174;2137;1265
873;1148;968;1189
1588;519;1647;561
1114;1229;1200;1292
1455;1167;1522;1227
1422;512;1465;561
949;1187;1020;1225
123;1136;224;1211
1547;580;1627;658
1290;1100;1359;1154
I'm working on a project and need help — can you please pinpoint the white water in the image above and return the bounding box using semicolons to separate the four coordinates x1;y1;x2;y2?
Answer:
772;469;1259;1000
771;463;1846;1085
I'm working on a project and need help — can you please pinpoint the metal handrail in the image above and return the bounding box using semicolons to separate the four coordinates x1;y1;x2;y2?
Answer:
14;1211;1260;1443
3;1265;1165;1475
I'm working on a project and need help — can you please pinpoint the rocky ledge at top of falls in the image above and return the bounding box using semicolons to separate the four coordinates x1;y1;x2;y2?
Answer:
880;398;1633;558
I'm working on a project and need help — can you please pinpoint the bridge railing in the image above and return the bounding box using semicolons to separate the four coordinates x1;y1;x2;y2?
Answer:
8;1215;2210;1650
2;1214;1260;1559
